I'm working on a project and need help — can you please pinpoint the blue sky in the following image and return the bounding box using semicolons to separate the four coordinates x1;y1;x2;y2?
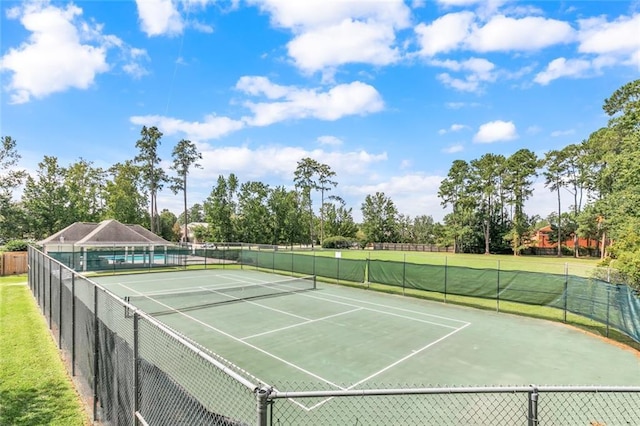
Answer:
1;0;639;222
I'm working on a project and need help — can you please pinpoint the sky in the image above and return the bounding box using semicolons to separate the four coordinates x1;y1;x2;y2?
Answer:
1;0;639;223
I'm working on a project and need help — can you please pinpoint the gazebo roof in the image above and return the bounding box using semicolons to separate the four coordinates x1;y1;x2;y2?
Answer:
39;219;172;246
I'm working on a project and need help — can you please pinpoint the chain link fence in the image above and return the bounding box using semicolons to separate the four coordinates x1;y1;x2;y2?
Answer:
28;246;640;425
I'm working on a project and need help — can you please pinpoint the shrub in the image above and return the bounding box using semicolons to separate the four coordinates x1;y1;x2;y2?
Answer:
322;236;354;249
4;240;28;252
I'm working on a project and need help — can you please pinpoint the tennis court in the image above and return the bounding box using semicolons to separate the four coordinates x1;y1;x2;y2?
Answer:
94;269;639;395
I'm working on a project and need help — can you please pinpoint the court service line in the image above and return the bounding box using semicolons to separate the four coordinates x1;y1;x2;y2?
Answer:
231;274;470;326
216;274;461;329
306;322;473;411
109;272;235;285
240;308;363;340
117;282;346;391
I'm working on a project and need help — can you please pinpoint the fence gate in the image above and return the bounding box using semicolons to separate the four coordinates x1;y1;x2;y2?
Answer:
1;251;28;275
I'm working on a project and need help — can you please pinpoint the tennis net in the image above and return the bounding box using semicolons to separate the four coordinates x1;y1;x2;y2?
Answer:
125;275;317;316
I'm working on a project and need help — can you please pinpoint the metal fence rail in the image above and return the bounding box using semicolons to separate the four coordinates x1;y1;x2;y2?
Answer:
27;247;640;425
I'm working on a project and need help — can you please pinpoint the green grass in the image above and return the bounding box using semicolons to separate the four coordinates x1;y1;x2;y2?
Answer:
0;275;89;425
309;249;600;276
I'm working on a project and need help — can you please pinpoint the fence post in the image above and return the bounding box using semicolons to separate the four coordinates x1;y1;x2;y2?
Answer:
402;254;406;296
59;265;63;349
496;260;500;313
48;258;53;328
444;256;448;303
606;285;611;338
256;387;270;426
133;312;140;425
527;386;539;426
71;274;76;376
93;287;99;422
563;263;568;323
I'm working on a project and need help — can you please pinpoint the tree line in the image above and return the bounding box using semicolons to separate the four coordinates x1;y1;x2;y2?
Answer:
0;80;638;286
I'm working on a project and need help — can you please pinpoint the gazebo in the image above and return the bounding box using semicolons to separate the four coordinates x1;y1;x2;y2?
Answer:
39;219;180;272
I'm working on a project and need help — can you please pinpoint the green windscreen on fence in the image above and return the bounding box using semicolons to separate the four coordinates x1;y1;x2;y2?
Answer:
368;258;640;343
239;250;367;283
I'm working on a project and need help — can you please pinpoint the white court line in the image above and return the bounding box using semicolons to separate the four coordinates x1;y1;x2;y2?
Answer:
241;308;363;340
108;272;237;285
117;282;344;391
230;274;470;326
305;322;472;411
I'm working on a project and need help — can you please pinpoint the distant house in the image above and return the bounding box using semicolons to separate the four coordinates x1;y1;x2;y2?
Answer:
180;222;209;244
533;225;598;250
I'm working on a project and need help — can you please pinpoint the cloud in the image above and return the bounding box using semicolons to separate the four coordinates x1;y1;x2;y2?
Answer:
414;12;475;56
0;2;110;104
130;114;245;141
473;120;518;143
533;57;592;85
317;136;343;146
135;0;184;36
237;77;384;126
287;19;401;73
526;125;542;135
438;123;469;134
431;57;496;92
577;14;640;68
466;15;575;52
445;101;481;109
443;144;464;153
415;12;574;57
249;0;411;73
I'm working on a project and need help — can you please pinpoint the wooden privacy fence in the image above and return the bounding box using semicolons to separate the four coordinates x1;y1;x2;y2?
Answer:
1;251;28;275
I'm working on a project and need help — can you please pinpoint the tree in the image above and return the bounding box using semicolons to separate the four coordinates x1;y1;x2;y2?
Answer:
103;161;149;226
268;186;304;247
321;196;357;239
543;150;567;257
0;136;27;240
204;174;238;242
21;156;69;239
177;203;204;225
170;139;202;243
316;163;337;245
360;192;399;243
158;209;179;242
293;157;320;247
412;215;436;244
503;149;539;255
470;154;505;254
135;126;167;234
438;160;472;253
236;181;272;244
65;158;106;223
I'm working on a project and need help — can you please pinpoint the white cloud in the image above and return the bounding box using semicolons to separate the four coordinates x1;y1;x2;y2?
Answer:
445;101;481;109
317;135;343;146
534;57;592;85
526;125;542;135
550;129;575;137
438;123;469;134
443;144;464;153
287;19;401;73
577;14;640;68
467;15;575;52
414;12;474;56
473;120;518;143
431;57;496;92
347;173;444;220
0;2;111;104
130;114;245;141
237;77;384;126
249;0;410;73
135;0;183;37
416;12;574;57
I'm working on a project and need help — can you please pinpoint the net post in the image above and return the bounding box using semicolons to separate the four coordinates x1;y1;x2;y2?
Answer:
313;274;317;290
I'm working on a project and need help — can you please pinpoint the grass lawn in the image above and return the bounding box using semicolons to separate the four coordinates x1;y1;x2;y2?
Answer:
309;249;601;276
0;275;89;425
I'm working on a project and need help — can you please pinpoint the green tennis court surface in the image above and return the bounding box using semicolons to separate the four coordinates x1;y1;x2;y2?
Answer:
94;269;639;395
